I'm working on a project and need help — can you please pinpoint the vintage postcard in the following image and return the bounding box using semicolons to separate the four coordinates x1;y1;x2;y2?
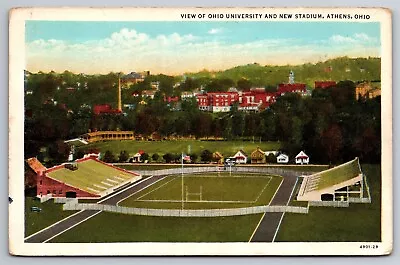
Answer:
9;7;392;256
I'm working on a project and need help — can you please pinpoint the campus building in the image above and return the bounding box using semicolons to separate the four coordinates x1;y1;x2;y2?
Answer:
27;155;141;199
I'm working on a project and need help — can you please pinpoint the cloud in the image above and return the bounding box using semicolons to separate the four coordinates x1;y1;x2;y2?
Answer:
208;28;223;34
329;33;378;45
26;28;380;74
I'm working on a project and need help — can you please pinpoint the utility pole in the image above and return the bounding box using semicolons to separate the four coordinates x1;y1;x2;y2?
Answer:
117;74;122;112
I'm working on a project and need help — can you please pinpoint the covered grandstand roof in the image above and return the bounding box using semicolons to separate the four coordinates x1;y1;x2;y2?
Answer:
297;158;362;201
45;157;140;196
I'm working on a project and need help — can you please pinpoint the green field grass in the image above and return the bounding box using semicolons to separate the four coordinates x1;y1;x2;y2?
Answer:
79;140;281;158
50;212;263;242
275;164;381;242
118;173;282;209
25;197;77;237
47;159;137;194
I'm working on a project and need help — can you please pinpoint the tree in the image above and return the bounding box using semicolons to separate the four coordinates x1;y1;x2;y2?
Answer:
141;152;149;162
152;153;160;162
163;153;173;163
102;150;115;163
266;153;276;164
321;124;343;164
47;140;71;164
237;78;252;90
200;149;213;162
118;150;129;162
189;153;198;163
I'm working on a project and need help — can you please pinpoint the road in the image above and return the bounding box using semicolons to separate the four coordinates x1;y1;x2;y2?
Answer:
24;175;168;243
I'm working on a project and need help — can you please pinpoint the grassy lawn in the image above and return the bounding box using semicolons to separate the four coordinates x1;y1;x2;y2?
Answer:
25;197;77;237
275;164;381;242
118;173;282;209
47;159;138;194
79;140;280;158
50;212;263;242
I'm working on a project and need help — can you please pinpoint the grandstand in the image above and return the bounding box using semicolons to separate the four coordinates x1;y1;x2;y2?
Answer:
297;158;363;202
37;156;141;198
80;131;134;143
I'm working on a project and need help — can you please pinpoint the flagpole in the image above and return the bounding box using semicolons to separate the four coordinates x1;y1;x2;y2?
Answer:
181;152;184;210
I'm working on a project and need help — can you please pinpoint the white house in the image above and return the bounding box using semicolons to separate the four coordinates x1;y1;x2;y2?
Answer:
295;151;309;165
277;153;289;164
231;150;248;164
130;153;142;163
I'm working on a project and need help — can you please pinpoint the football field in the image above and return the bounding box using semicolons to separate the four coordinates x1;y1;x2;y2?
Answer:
118;173;283;209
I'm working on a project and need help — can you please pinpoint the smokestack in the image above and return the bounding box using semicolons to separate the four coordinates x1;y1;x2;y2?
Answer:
118;75;122;112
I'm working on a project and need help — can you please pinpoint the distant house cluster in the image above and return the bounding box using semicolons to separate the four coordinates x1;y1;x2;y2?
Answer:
223;148;310;165
355;82;381;100
120;71;150;88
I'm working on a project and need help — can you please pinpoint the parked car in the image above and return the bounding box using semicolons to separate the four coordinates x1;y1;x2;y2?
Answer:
30;206;42;212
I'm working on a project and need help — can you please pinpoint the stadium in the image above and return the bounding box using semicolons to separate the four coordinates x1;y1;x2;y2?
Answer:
25;156;375;243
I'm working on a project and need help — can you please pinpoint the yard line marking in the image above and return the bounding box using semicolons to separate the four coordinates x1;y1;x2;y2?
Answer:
87;187;100;193
136;176;179;200
101;181;114;187
115;175;170;206
268;177;284;205
248;212;266;242
108;178;120;183
93;184;108;190
272;177;299;243
252;176;272;203
24;210;85;241
43;210;102;243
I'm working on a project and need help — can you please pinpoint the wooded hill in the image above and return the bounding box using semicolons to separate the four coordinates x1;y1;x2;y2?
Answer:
184;57;381;88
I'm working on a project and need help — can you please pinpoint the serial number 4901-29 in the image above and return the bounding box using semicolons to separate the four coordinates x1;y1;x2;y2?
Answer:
360;245;379;249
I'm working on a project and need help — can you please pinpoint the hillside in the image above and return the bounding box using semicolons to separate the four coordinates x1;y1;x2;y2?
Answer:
185;57;381;88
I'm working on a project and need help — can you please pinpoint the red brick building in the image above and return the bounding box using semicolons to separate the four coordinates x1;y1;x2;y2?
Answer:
30;156;141;199
277;83;307;96
314;81;336;89
93;104;122;115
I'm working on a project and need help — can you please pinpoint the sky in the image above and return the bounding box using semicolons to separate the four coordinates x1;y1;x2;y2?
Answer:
25;21;381;75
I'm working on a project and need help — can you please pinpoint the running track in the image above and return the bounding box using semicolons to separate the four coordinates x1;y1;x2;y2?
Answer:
250;171;299;242
25;170;303;243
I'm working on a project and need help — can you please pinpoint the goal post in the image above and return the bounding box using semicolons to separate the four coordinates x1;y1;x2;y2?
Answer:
185;185;203;202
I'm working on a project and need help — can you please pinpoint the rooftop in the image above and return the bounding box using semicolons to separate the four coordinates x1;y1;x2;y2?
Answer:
46;157;138;195
302;158;361;194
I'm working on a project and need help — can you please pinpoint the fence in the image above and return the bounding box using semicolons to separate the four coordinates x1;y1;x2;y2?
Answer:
309;201;349;207
63;201;309;217
348;197;371;203
133;166;310;179
54;197;78;204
